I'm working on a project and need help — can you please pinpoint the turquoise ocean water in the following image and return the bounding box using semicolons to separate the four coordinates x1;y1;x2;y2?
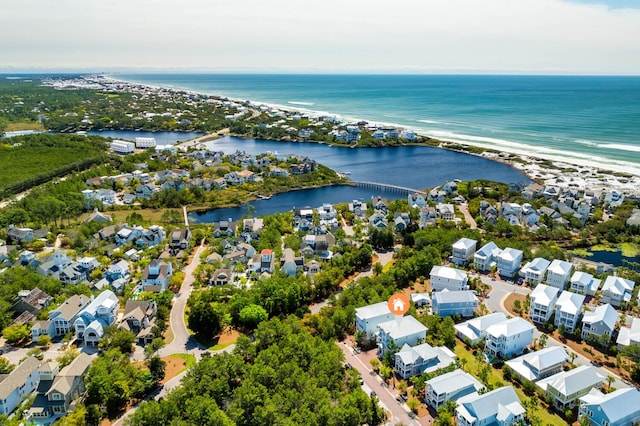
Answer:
116;74;640;173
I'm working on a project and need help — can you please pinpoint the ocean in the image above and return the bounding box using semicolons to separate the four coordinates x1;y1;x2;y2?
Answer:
115;74;640;174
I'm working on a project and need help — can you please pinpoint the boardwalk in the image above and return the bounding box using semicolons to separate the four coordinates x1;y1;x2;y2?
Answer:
354;181;426;196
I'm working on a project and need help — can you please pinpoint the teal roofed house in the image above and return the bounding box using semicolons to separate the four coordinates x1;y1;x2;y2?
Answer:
578;387;640;426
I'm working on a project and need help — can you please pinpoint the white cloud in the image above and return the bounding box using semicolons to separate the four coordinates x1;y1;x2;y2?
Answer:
1;0;639;73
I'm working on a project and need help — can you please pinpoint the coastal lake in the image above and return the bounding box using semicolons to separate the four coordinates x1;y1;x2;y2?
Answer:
87;130;203;145
189;136;530;223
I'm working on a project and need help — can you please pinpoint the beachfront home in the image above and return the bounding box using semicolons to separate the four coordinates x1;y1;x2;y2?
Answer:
497;247;523;278
601;276;635;307
451;238;477;266
473;241;501;272
520;257;551;285
484;317;535;359
376;316;427;358
425;369;484;409
578;387;640;426
554;290;586;333
537;365;604;409
0;356;40;416
429;266;468;292
581;303;618;341
505;347;568;382
529;284;560;324
570;271;601;296
355;302;394;338
546;259;573;290
454;312;508;345
617;317;640;349
455;386;525;426
394;343;456;379
432;290;478;318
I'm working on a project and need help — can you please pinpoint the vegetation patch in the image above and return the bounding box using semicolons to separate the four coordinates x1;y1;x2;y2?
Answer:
590;244;618;252
620;242;640;258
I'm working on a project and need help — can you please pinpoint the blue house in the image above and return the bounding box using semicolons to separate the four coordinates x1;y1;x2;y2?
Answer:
579;387;640;426
432;290;479;317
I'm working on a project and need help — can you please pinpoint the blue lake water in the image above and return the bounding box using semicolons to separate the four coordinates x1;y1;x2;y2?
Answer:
188;136;529;223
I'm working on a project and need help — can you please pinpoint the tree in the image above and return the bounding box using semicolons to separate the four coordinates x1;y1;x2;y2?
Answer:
369;358;380;372
2;323;30;345
188;300;223;338
406;397;419;413
146;355;166;385
538;333;548;349
606;375;615;390
238;304;268;329
0;357;14;374
459;357;468;372
57;347;80;369
37;334;51;348
99;326;136;354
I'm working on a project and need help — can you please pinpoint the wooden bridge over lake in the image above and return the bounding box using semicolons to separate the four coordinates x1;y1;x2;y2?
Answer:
354;181;426;196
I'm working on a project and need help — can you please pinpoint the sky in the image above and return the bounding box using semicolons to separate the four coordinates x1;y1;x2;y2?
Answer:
2;0;640;74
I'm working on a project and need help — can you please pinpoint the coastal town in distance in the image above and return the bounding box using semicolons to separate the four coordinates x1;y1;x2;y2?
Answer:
0;73;640;426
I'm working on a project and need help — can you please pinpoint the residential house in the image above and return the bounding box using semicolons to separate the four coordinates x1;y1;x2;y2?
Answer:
570;271;602;296
13;288;53;318
451;238;477;266
538;365;604;409
141;260;173;292
455;386;525;426
432;290;479;317
554;290;586;333
497;248;523;278
546;259;573;290
368;211;387;229
430;266;468;292
213;220;237;238
210;269;232;286
74;290;119;346
394;212;410;232
349;199;367;219
7;225;34;243
119;300;157;345
484;317;535;359
0;356;40;416
473;242;501;272
520;257;551;285
83;209;112;224
436;203;455;220
529;284;560;324
425;369;484;409
280;248;303;276
111;140;135;154
371;196;389;214
376;316;427;358
394;343;456;379
617;317;640;349
419;206;437;228
505;347;568;382
454;312;508;345
500;202;522;225
578;387;640;426
601;276;635;307
355;302;393;338
581;303;618;341
305;260;321;277
411;293;431;307
169;228;191;250
39;295;90;339
408;193;426;208
104;260;130;283
251;249;274;274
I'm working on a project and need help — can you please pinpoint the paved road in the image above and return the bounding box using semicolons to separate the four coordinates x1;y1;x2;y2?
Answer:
480;273;628;389
338;343;419;426
458;203;478;229
159;241;207;360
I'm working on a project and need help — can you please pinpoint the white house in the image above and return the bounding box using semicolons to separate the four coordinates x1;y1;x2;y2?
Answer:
432;290;479;318
601;276;635;307
0;356;40;416
484;317;535;359
430;266;468;292
74;290;119;346
355;302;393;338
394;343;456;379
425;369;484;409
473;242;501;272
41;294;91;338
135;137;156;148
110;140;135;154
141;260;173;292
537;365;604;409
579;387;640;426
617;317;640;348
520;257;551;285
497;247;523;278
505;347;568;382
570;271;601;296
581;303;618;341
376;316;427;358
529;284;560;324
454;312;508;345
554;290;586;333
455;386;525;426
451;238;477;266
546;259;573;290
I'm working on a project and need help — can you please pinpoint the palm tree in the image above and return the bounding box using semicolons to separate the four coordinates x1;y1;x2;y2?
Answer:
459;357;468;372
606;375;615;391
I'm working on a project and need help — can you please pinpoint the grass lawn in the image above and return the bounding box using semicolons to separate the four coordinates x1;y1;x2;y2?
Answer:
169;353;196;371
5;121;45;131
104;208;182;224
620;242;640;257
454;343;566;425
